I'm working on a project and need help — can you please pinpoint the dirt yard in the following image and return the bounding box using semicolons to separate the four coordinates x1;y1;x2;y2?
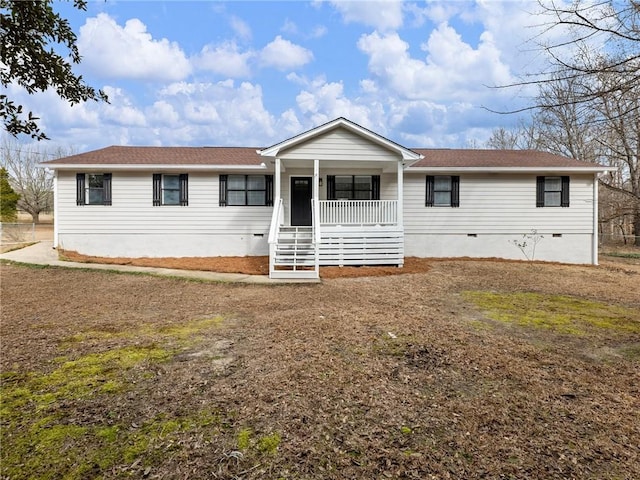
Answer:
1;258;639;479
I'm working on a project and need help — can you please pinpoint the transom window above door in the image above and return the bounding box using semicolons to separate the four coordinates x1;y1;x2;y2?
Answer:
327;175;380;200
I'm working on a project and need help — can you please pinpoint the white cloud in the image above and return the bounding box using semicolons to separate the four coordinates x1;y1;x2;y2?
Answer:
157;80;278;145
281;19;327;39
357;26;514;103
260;36;314;70
230;15;252;41
78;13;191;81
329;0;404;31
101;87;147;127
148;101;180;127
294;77;384;132
281;19;299;35
195;42;254;77
310;25;328;39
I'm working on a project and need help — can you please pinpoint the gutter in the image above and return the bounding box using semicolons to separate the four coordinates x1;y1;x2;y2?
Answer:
406;166;615;173
39;163;268;172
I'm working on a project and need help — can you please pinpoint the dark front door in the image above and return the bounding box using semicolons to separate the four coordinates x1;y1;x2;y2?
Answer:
291;177;312;226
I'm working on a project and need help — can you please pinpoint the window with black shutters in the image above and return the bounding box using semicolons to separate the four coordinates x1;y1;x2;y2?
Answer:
153;173;188;206
536;176;569;207
76;173;112;206
425;175;459;207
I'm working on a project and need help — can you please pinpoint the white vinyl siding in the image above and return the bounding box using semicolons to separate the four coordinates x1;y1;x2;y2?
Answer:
403;173;594;234
56;171;272;256
277;128;400;162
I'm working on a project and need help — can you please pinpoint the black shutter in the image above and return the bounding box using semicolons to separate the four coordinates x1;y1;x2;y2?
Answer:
451;176;460;208
153;174;162;206
103;173;112;206
219;175;227;206
76;173;85;206
425;176;434;207
561;176;570;207
179;174;188;206
266;175;273;206
327;175;336;200
372;175;380;200
536;176;545;207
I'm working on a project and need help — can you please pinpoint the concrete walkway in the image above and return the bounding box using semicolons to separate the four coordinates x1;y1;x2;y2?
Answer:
0;241;320;284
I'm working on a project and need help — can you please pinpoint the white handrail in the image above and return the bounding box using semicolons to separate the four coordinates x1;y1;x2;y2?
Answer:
268;198;283;244
318;200;398;225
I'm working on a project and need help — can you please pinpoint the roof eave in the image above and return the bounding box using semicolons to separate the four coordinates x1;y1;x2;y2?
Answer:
40;163;268;171
406;166;615;173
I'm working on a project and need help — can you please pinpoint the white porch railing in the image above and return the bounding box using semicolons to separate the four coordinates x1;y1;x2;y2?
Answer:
318;200;398;225
268;198;284;245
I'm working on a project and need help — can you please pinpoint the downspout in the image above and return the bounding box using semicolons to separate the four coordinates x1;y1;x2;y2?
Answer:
592;172;599;265
53;170;59;249
397;159;404;267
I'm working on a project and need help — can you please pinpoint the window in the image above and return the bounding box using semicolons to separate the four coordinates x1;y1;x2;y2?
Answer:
76;173;112;206
219;175;273;206
326;175;380;200
153;173;188;206
425;175;459;207
537;176;569;207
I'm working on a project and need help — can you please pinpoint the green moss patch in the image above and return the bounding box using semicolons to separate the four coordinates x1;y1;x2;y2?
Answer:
1;315;229;479
463;292;640;335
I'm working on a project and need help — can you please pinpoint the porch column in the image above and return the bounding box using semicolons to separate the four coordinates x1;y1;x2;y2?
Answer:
274;157;281;207
397;159;404;226
313;158;319;202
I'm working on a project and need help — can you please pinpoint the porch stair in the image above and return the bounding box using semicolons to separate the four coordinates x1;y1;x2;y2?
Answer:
270;226;319;279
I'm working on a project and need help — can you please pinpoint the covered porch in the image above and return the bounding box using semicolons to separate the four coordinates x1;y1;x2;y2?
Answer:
259;118;423;279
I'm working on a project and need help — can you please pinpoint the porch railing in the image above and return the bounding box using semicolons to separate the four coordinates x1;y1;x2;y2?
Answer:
318;200;398;226
267;198;284;244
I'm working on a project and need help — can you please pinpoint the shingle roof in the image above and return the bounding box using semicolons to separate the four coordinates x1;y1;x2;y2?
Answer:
43;146;263;166
410;149;594;168
43;145;602;170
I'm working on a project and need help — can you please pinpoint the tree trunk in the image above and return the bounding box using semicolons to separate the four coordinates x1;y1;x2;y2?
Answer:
634;207;640;247
30;211;40;224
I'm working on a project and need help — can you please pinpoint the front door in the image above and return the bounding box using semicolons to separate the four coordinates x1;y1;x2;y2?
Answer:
291;177;312;226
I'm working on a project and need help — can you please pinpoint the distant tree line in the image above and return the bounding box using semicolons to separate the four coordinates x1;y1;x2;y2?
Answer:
488;0;639;246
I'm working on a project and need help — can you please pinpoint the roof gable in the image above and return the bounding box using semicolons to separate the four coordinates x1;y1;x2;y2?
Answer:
258;117;423;161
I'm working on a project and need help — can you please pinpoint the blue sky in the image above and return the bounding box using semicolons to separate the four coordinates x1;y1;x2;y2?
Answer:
9;0;564;152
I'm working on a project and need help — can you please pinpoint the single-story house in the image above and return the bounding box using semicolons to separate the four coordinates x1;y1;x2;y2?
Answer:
43;117;612;278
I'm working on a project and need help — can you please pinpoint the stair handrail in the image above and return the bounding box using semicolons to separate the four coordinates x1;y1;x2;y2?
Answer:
268;198;283;245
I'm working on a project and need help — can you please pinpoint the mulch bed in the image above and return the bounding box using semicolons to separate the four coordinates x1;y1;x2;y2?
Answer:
59;250;432;278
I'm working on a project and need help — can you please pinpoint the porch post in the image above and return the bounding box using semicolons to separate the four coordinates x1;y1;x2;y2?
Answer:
313;158;319;204
397;159;404;226
274;157;281;206
313;158;320;275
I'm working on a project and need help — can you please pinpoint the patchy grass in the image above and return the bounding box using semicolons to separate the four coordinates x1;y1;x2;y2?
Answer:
2;260;640;479
603;252;640;259
0;315;230;480
463;291;640;335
